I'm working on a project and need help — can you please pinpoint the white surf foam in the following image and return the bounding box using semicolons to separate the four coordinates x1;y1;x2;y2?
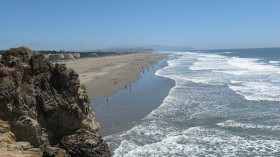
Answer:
269;60;280;64
186;52;280;101
224;51;233;54
113;126;280;157
269;61;280;65
217;120;280;131
228;57;280;72
228;82;280;101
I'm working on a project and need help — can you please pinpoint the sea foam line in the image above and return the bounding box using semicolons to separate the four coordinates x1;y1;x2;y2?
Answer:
185;52;280;101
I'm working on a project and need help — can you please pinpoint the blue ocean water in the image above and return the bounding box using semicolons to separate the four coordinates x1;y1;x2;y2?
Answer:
105;48;280;156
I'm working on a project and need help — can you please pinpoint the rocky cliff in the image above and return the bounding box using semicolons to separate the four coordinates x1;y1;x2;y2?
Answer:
0;47;110;157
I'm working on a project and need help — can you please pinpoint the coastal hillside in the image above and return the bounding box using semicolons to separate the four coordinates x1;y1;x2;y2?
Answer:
0;47;110;157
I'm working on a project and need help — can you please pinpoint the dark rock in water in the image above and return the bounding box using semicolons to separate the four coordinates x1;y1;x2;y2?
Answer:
0;47;110;157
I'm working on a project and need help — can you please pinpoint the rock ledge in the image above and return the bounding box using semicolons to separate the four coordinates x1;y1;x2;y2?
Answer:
0;47;110;157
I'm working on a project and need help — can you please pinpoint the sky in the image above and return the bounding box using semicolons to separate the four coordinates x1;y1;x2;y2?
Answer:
0;0;279;50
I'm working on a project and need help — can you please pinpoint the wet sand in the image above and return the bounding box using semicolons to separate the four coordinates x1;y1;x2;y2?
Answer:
92;59;175;136
65;52;166;99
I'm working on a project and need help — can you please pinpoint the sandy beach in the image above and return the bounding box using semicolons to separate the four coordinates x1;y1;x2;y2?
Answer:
65;52;165;99
92;58;174;136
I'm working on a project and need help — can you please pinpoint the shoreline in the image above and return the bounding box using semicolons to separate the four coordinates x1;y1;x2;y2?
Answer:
65;52;166;100
92;57;175;136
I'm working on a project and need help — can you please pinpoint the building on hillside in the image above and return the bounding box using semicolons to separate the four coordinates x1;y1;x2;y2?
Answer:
73;53;80;58
44;53;80;61
43;54;49;59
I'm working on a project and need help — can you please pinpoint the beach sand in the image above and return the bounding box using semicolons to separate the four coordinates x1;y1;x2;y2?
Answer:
65;52;165;100
92;59;174;136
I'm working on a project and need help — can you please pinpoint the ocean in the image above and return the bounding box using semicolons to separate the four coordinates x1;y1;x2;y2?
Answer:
103;48;280;156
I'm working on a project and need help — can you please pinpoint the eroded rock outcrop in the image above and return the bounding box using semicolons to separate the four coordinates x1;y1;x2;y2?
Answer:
0;47;110;157
0;119;43;157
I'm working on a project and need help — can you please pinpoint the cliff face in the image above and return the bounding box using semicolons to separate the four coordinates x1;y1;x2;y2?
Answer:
0;47;110;157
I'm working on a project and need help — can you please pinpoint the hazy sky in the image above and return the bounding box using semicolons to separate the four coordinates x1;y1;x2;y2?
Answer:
0;0;279;50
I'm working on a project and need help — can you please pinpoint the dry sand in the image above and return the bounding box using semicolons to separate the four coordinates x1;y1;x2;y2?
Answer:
65;52;166;100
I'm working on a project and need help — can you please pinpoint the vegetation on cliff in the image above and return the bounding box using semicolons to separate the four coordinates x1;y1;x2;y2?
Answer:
0;47;110;157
